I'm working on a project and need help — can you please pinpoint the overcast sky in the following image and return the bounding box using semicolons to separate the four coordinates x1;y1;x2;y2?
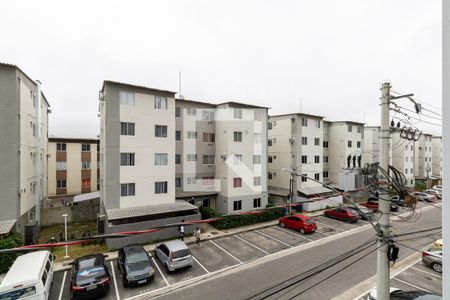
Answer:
0;0;442;138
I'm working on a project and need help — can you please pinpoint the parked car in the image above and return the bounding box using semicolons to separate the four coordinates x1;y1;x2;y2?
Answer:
279;214;317;233
360;198;399;212
323;207;359;223
70;254;110;300
422;248;442;273
346;205;374;220
155;240;193;272
391;196;407;207
413;192;437;203
368;288;442;299
432;185;442;192
423;189;442;200
434;239;442;248
118;245;155;287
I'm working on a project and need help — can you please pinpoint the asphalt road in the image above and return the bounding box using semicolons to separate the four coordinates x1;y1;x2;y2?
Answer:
154;203;442;300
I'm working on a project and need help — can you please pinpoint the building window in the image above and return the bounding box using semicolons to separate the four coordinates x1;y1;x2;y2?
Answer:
81;144;91;152
82;179;91;188
176;131;181;141
233;200;242;211
119;91;135;106
268;122;273;130
175;154;181;164
348;125;352;132
175;177;181;188
411;145;413;151
268;139;272;146
268;172;273;180
155;125;168;137
120;153;135;166
233;177;242;188
234;131;242;142
202;110;214;121
323;171;329;178
301;174;307;182
411;168;413;173
314;156;320;163
203;155;215;165
97;144;100;152
202;176;214;186
348;141;352;148
315;138;320;146
323;141;328;148
57;180;66;189
253;155;261;164
121;183;135;196
187;154;197;161
253;176;261;186
154;96;168;110
253;198;261;208
234;109;242;119
121;122;135;136
175;107;181;117
405;169;408;174
315;120;321;128
187;177;197;184
56;161;67;171
234;154;243;165
301;155;307;164
301;137;307;145
155;181;168;194
411;180;414;185
301;118;308;127
81;161;91;170
203;132;215;142
56;143;66;152
155;153;168;166
357;141;361;148
405;145;408;150
254;133;261;144
314;173;320;180
324;156;329;163
187;131;197;139
186;108;197;116
357;126;361;133
254;111;262;121
202;198;210;207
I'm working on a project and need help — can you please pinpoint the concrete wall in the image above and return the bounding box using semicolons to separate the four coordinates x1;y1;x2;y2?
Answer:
302;195;343;212
41;199;99;226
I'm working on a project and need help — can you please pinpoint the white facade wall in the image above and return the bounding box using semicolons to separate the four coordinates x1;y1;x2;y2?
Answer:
362;126;380;165
391;133;415;186
432;137;442;177
414;134;433;179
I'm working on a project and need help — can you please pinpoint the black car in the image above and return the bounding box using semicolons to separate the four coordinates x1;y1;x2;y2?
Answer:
391;196;407;207
390;290;441;299
118;245;155;287
70;254;110;300
367;197;399;212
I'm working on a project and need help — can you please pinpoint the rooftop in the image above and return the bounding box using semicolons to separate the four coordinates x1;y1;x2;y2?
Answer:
0;219;16;235
270;112;325;119
49;137;99;143
102;80;176;95
106;202;198;221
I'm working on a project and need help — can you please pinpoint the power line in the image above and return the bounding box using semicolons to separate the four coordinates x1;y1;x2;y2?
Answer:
392;104;442;121
391;226;442;238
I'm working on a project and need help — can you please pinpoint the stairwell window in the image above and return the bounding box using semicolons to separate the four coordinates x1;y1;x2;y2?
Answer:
187;131;197;139
154;96;168;110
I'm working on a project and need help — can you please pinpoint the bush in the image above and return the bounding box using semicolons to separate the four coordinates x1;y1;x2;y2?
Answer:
199;206;219;220
415;182;427;191
0;233;23;273
211;208;284;230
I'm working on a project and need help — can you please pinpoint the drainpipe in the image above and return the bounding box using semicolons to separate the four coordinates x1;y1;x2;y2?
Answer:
35;80;42;227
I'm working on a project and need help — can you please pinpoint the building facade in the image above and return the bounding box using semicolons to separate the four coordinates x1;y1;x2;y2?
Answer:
390;132;415;187
414;133;433;184
431;136;443;180
362;126;381;165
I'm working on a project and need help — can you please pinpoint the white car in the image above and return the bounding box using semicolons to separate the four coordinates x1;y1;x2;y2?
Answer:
432;185;442;192
368;287;401;299
423;189;442;199
413;192;437;202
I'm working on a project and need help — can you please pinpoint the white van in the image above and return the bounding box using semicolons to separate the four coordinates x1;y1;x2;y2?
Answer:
0;251;54;300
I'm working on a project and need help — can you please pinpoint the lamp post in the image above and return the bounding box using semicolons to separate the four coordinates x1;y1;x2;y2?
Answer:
62;214;69;259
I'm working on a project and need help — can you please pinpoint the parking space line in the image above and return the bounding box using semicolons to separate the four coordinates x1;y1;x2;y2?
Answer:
151;257;169;286
234;235;270;255
392;277;432;293
255;230;292;248
315;228;331;236
58;271;67;300
210;240;243;264
315;221;346;232
275;226;313;242
110;261;120;300
192;256;210;274
410;266;442;279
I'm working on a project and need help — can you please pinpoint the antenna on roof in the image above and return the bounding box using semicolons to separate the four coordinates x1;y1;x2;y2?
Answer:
299;97;302;113
178;71;184;99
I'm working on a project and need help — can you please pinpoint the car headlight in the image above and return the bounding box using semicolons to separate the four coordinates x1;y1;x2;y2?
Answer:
126;275;135;280
149;269;155;276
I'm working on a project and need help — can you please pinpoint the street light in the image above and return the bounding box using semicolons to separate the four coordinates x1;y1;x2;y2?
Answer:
62;214;69;259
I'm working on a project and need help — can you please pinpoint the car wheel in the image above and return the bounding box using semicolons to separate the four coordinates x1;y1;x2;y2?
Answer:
279;222;285;228
300;228;305;234
432;263;442;273
344;218;350;223
122;277;128;288
165;262;171;273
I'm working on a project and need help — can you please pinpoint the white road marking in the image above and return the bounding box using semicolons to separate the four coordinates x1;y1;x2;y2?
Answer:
411;266;442;279
392;277;432;293
152;257;169;286
234;235;270;255
209;240;243;264
192;256;210;274
314;228;331;236
58;271;67;300
255;230;292;248
110;261;120;300
315;221;345;232
274;226;313;242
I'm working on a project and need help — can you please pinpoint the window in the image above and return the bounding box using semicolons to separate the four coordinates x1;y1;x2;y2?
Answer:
203;155;215;165
425;146;427;151
314;156;320;163
323;141;328;148
315;138;320;146
425;157;427;162
82;144;91;152
234;154;243;165
175;107;181;117
268;139;272;146
155;181;168;194
202;176;214;185
301;137;307;145
254;111;262;121
315;173;320;180
121;183;135;196
175;177;181;188
121;122;135;136
233;200;242;211
357;127;361;133
186;108;197;116
41;270;47;286
234;131;242;142
56;161;66;171
119;91;135;105
301;174;307;182
202;199;210;207
254;133;261;144
411;180;414;185
268;122;273;130
57;180;66;189
253;176;261;186
348;125;352;132
301;118;308;127
154;96;168;110
175;154;181;164
411;168;413;173
187;131;197;139
187;154;197;161
82;179;91;187
357;141;361;148
234;109;242;119
268;172;273;180
155;153;168;166
120;153;135;166
315;120;321;128
56;143;66;152
411;145;413;151
187;177;197;184
176;131;181;141
155;125;168;137
301;155;307;164
323;171;329;178
202;110;214;121
203;132;215;142
81;161;91;169
253;198;261;208
405;145;408;150
233;177;242;188
405;169;408;174
253;155;261;164
97;144;100;152
324;156;329;163
348;140;352;148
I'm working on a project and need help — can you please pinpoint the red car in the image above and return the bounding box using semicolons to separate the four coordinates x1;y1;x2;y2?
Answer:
279;214;317;234
324;207;359;223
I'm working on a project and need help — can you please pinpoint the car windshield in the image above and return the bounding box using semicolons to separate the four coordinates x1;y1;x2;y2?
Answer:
0;286;36;299
126;251;149;264
305;219;315;224
348;209;359;216
76;257;106;283
172;249;191;259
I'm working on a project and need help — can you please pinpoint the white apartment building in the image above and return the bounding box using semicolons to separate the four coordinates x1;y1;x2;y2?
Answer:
0;63;50;237
362;126;381;165
391;132;415;187
432;136;443;181
414;133;433;183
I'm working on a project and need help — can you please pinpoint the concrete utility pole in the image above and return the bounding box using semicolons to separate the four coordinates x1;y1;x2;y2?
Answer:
426;164;431;189
377;82;391;300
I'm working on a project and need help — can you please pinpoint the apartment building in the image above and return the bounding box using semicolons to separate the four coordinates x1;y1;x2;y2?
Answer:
414;133;433;184
391;132;415;187
268;113;331;203
47;137;100;197
432;136;443;181
0;63;50;236
362;126;381;165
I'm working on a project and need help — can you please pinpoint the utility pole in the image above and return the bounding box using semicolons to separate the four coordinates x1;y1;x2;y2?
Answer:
377;82;391;300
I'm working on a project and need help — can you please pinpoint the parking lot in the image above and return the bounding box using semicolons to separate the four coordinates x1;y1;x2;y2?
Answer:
48;214;371;300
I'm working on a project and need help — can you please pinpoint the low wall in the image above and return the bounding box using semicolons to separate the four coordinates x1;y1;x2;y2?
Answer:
302;195;343;212
41;199;99;226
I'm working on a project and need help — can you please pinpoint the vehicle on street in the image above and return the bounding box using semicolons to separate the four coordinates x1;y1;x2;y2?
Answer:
70;253;110;300
422;248;442;273
118;245;155;287
155;240;193;272
413;192;437;203
346;204;374;220
278;214;317;233
360;197;399;212
432;185;442;192
434;239;442;248
391;196;407;207
323;207;359;223
0;250;54;300
368;288;442;299
423;189;442;200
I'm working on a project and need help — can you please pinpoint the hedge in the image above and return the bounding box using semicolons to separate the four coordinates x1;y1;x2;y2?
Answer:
0;233;23;274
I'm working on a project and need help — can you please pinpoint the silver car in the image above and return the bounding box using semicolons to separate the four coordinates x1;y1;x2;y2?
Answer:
422;248;442;273
423;189;442;200
413;192;437;202
155;240;193;272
